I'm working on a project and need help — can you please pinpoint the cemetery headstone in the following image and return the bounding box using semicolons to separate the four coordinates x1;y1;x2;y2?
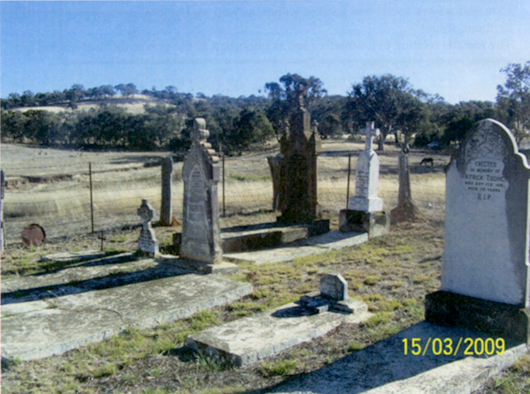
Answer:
426;119;530;343
180;118;222;264
391;146;419;223
320;273;348;301
277;92;324;225
1;170;5;252
299;273;354;314
267;154;284;211
339;122;389;237
160;156;173;226
348;122;383;212
137;199;159;255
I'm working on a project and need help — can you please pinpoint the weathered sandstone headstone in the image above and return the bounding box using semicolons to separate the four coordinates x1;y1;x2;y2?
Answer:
137;199;159;255
426;119;530;343
277;93;322;224
391;146;420;223
180;118;222;264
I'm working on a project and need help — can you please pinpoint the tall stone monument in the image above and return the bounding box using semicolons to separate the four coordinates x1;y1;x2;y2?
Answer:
390;146;419;223
426;119;530;343
160;156;173;226
339;122;389;237
180;118;222;264
277;92;323;225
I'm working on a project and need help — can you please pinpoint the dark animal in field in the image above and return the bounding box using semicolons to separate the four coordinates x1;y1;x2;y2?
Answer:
420;157;434;167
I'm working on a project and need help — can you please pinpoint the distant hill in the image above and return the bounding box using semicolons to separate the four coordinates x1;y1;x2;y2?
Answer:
13;94;167;115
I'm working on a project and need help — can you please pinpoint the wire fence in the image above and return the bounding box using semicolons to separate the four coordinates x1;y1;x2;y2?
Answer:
1;157;446;245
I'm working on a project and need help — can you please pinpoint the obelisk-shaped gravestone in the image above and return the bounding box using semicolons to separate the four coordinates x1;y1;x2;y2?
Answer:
277;93;322;224
426;119;530;343
180;118;222;264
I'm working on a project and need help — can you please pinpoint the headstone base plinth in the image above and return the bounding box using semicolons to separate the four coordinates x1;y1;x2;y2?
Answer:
339;210;390;238
425;291;530;343
347;197;383;212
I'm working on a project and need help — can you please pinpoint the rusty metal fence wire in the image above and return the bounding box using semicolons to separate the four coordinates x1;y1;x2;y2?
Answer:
1;157;446;245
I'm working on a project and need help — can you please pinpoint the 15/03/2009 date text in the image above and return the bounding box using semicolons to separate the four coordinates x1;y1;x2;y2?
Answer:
403;337;505;356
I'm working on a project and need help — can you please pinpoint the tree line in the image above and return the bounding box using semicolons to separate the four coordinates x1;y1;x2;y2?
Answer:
1;62;529;153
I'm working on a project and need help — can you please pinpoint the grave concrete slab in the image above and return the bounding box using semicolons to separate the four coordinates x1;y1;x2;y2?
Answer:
2;272;252;360
1;254;179;304
271;321;528;394
186;299;371;366
41;250;108;263
224;231;368;265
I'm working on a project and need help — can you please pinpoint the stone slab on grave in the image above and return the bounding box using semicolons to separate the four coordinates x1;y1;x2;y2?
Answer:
41;250;108;263
340;122;390;238
224;231;368;265
2;271;252;361
426;119;530;343
186;275;370;366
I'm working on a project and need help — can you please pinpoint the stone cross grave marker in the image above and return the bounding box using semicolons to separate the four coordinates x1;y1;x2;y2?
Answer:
137;199;159;255
180;118;222;264
426;119;530;343
348;121;383;212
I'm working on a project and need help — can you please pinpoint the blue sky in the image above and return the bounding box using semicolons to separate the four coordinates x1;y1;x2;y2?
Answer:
1;1;529;104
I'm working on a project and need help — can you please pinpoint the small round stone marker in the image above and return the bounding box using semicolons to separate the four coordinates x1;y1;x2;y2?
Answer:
21;224;46;247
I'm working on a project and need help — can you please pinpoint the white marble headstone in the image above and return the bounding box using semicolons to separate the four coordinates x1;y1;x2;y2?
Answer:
348;122;383;212
442;119;530;306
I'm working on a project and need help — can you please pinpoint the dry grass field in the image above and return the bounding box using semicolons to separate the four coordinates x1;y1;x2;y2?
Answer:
2;140;530;393
1;139;447;243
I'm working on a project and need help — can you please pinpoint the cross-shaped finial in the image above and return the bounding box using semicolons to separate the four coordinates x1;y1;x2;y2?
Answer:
138;199;155;229
360;121;380;152
193;118;209;144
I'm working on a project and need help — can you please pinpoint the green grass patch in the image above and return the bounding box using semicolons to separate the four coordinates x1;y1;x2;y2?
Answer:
260;359;299;377
348;341;366;352
363;312;393;328
364;275;382;286
412;274;431;284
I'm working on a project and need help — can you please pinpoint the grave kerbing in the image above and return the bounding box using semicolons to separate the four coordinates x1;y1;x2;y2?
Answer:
180;118;223;265
339;121;390;237
426;118;530;343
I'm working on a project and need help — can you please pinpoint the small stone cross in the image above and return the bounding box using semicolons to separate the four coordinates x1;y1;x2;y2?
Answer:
361;121;380;152
193;118;210;144
138;199;155;229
